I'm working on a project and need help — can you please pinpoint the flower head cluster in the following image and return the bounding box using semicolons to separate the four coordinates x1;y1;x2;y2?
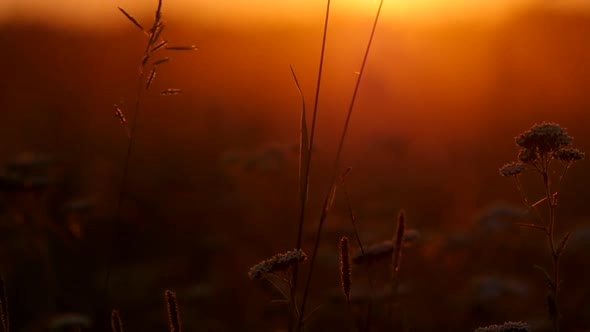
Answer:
248;249;307;280
500;123;584;176
473;321;530;332
555;147;585;162
516;122;572;154
499;162;526;177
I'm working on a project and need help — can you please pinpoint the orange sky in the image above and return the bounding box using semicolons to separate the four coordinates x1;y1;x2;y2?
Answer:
2;0;587;28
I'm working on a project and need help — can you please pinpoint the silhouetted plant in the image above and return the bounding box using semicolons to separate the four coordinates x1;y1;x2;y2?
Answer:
106;0;197;295
500;122;584;332
248;249;308;326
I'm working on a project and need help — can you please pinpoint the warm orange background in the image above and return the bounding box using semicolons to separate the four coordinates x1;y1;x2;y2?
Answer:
2;1;590;331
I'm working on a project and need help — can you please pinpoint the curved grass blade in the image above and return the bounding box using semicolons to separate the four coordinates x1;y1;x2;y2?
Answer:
289;64;309;203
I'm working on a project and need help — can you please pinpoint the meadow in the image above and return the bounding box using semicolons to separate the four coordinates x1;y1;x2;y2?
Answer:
1;1;590;331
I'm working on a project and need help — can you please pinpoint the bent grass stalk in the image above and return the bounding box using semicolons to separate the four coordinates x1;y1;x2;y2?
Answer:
296;0;385;330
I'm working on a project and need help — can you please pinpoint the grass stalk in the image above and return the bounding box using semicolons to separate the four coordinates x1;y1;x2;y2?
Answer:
292;0;332;283
297;0;385;330
105;0;159;294
341;168;376;329
104;1;197;323
291;0;332;330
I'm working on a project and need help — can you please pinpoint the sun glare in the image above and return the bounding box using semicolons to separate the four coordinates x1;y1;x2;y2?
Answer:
0;0;543;27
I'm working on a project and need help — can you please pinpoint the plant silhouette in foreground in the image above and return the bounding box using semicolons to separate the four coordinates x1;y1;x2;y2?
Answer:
500;122;584;332
248;249;308;325
106;0;197;294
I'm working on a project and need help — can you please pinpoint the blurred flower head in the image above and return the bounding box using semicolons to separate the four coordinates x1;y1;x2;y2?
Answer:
499;162;525;177
248;249;307;280
515;122;572;154
555;147;585;163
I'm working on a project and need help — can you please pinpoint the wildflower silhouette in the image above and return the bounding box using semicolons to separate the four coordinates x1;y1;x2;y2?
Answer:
248;249;307;280
500;122;584;332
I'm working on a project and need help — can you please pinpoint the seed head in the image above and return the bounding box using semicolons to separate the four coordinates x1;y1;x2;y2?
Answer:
248;249;307;280
165;290;182;332
339;237;351;303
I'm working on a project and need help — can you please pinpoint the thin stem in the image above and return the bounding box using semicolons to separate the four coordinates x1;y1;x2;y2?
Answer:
293;0;331;252
332;0;384;171
291;0;332;316
292;1;332;331
104;65;146;297
542;169;560;332
341;175;376;328
514;176;545;225
288;63;307;332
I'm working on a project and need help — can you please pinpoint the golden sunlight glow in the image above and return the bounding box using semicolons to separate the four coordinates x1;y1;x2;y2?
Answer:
0;0;572;27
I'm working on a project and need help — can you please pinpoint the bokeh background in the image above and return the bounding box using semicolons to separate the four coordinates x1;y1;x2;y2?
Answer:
1;0;590;331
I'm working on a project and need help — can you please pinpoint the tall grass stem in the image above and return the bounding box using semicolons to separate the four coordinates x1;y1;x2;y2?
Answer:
296;0;385;330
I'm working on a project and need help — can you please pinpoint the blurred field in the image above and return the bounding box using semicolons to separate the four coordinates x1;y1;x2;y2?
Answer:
1;3;590;331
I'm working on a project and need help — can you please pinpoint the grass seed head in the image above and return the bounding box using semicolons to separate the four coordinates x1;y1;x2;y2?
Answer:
165;290;182;332
392;210;406;273
339;236;351;303
111;310;123;332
